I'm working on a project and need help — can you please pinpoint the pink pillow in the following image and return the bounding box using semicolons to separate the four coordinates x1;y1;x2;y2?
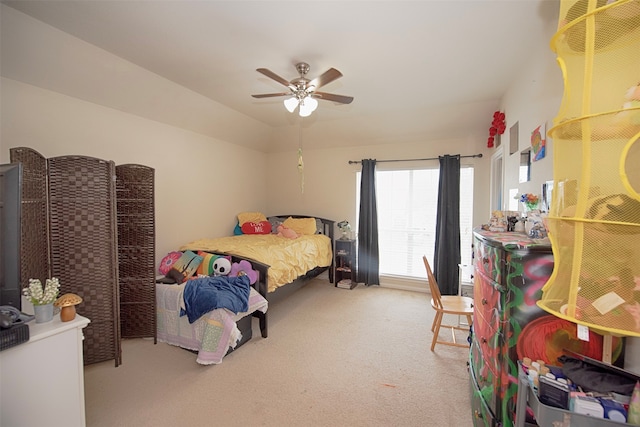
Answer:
241;220;272;235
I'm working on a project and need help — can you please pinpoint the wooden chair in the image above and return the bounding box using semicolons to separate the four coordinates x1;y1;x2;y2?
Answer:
423;255;474;351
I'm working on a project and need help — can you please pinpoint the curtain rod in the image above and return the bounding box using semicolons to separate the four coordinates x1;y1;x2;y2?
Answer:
347;153;483;165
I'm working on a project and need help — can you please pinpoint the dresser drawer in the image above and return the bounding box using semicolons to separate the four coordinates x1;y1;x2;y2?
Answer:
469;337;500;417
469;361;498;427
471;272;503;420
474;239;504;286
473;272;502;329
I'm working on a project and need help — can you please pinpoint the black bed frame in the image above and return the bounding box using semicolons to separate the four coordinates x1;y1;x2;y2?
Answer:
205;215;335;343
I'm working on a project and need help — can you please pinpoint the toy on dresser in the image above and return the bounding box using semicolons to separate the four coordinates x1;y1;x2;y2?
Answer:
485;210;521;232
482;210;547;239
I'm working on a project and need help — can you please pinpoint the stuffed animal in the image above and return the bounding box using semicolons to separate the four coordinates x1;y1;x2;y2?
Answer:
620;82;640;126
613;82;640;126
277;224;299;239
587;193;640;233
212;257;231;276
229;260;259;285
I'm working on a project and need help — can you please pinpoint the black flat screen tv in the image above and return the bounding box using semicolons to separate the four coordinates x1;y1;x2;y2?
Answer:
0;163;22;310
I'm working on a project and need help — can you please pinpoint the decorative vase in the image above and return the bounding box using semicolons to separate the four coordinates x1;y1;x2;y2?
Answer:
34;303;54;323
522;203;539;216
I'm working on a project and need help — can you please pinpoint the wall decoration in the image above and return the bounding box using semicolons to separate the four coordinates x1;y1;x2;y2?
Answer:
542;180;553;212
487;111;506;148
531;123;546;161
519;148;531;183
509;121;519;155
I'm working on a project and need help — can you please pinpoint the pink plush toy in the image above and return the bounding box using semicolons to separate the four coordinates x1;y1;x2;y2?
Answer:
277;224;298;239
622;82;640;125
615;82;640;126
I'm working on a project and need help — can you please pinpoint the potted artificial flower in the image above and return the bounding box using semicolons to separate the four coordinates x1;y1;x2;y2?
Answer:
517;193;540;212
23;277;60;323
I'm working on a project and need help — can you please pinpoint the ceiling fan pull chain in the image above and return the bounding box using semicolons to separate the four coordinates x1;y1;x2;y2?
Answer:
298;123;304;194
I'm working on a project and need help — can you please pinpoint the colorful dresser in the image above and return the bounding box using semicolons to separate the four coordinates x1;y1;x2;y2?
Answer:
468;229;622;427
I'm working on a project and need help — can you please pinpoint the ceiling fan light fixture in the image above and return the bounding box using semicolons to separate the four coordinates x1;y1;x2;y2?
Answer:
299;107;312;117
284;97;299;113
254;63;352;115
306;96;318;112
298;96;318;117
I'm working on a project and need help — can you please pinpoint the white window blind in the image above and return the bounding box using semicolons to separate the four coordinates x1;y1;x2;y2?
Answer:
357;167;474;279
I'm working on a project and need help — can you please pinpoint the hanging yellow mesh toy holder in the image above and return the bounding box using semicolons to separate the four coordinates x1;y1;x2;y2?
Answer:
539;0;640;337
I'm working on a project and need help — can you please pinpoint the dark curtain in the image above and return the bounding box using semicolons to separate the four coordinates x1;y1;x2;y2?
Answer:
433;155;461;295
357;159;379;286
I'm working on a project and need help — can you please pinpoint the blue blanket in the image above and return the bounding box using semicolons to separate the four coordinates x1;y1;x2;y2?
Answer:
181;275;251;323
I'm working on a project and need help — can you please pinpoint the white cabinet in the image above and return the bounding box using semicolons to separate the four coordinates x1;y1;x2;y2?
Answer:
1;315;90;427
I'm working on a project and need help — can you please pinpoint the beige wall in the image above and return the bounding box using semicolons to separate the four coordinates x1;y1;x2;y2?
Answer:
0;5;271;264
497;12;563;211
1;78;268;264
265;136;491;233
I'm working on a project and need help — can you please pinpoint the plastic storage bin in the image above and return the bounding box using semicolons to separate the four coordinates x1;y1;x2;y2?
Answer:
515;363;631;426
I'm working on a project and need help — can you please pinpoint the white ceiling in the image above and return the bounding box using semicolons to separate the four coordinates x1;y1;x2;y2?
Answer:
2;0;560;152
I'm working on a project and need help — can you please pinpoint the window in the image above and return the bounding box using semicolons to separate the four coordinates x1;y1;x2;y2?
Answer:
357;167;474;279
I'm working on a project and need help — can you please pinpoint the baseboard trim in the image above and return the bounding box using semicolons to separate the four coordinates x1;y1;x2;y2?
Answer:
379;275;427;293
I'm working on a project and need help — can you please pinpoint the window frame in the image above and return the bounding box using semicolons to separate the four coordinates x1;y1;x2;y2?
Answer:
356;164;474;280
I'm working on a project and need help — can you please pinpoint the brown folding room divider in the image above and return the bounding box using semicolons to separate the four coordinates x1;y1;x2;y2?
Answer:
10;147;157;366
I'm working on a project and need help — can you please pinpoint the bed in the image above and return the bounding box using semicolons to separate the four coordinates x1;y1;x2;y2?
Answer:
156;215;334;364
180;215;335;298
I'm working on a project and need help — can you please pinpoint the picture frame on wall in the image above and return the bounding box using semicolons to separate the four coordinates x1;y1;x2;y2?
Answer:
542;180;553;212
531;123;546;161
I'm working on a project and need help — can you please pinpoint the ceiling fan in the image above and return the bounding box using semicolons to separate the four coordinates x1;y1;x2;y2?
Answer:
252;62;354;117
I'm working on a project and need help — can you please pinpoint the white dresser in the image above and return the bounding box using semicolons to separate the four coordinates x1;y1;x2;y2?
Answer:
1;315;90;427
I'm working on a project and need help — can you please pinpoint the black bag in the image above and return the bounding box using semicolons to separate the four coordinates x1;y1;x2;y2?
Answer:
559;355;638;395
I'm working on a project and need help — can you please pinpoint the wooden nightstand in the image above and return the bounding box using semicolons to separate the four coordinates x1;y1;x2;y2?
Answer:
334;239;356;289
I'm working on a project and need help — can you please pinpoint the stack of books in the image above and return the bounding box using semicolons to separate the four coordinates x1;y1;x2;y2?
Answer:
337;279;355;289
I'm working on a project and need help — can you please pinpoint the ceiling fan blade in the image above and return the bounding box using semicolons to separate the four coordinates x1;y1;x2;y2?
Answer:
308;68;342;89
308;68;343;90
256;68;293;89
252;92;291;99
314;92;354;104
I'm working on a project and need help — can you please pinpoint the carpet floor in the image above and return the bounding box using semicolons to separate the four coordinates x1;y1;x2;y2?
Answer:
84;276;472;426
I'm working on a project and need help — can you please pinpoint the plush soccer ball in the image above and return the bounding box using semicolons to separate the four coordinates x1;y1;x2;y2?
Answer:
213;257;231;276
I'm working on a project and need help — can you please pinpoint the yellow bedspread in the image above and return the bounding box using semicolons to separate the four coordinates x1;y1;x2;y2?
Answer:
181;234;332;292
